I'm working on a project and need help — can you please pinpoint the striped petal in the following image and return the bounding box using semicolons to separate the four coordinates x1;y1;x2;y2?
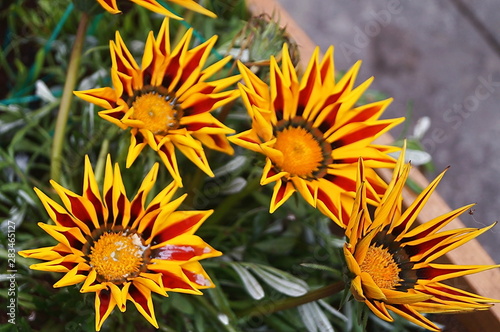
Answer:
343;144;500;329
95;289;116;331
151;234;222;262
127;283;158;329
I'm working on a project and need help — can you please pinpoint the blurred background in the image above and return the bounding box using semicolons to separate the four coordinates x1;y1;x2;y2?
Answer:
277;0;500;263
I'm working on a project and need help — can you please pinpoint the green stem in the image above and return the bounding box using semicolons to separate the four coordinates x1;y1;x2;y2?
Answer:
50;13;90;182
195;296;239;332
237;281;345;318
183;160;209;207
207;174;261;225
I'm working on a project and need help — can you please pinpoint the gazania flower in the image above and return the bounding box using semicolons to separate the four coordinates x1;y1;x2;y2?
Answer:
343;148;499;331
96;0;216;19
19;155;221;330
229;43;404;227
74;18;240;186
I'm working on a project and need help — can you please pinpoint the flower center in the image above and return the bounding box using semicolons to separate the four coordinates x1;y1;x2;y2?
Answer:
273;126;324;177
360;244;402;290
131;92;181;135
89;232;146;283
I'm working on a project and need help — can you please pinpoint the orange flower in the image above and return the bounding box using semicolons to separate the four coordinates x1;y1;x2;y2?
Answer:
343;147;500;331
19;155;221;330
74;18;240;186
229;43;403;227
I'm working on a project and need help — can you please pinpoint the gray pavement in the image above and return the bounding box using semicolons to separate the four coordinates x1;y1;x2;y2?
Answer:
276;0;500;262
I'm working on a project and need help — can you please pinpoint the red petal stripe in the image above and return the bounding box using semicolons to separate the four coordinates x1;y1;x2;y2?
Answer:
239;136;259;144
316;188;342;224
183;269;210;287
405;213;460;241
104;188;113;221
274;181;287;204
208;133;227;150
184;122;219;132
115;194;126;226
130;191;144;222
184;96;220;116
155;244;207;261
324;174;356;192
66;195;96;232
345;105;381;123
180;48;208;86
58;229;85;251
323;75;354;106
318;103;341;134
158;144;175;168
102;108;124;120
157;269;195;290
272;74;285;121
405;234;453;260
154;214;204;243
98;289;112;320
331;123;390;147
85;179;105;225
298;62;318;114
45;200;79;229
417;266;471;281
129;284;152;317
163;51;182;90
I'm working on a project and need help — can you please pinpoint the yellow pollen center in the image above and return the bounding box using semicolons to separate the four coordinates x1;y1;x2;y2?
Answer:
360;245;402;290
89;232;144;283
273;126;323;177
132;92;179;135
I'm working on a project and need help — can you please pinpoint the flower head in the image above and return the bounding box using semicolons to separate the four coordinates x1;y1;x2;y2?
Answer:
343;148;499;331
229;44;403;227
96;0;216;19
74;18;240;186
19;155;221;330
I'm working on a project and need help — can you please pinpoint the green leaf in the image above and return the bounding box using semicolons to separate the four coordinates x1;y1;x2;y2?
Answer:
244;264;308;297
300;263;339;274
298;302;335;332
230;263;265;300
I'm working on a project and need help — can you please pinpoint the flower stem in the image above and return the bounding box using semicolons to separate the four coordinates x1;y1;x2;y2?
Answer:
237;281;345;318
50;13;90;182
194;296;239;332
207;174;261;225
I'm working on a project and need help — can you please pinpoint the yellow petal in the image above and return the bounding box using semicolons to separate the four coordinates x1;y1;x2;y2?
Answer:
54;264;89;288
181;261;216;289
167;0;216;18
127;282;159;329
269;180;296;213
95;0;120;14
385;304;440;332
134;274;168;296
350;275;365;301
381;288;433;304
364;300;394;322
95;288;117;331
360;272;386;301
81;269;107;293
73;87;117;109
108;282;129;312
343;244;361;276
261;158;287;186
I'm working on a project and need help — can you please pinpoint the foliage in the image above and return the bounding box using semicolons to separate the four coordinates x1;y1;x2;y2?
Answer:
1;1;436;331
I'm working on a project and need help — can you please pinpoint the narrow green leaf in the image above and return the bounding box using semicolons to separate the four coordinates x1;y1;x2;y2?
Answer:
230;263;265;300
